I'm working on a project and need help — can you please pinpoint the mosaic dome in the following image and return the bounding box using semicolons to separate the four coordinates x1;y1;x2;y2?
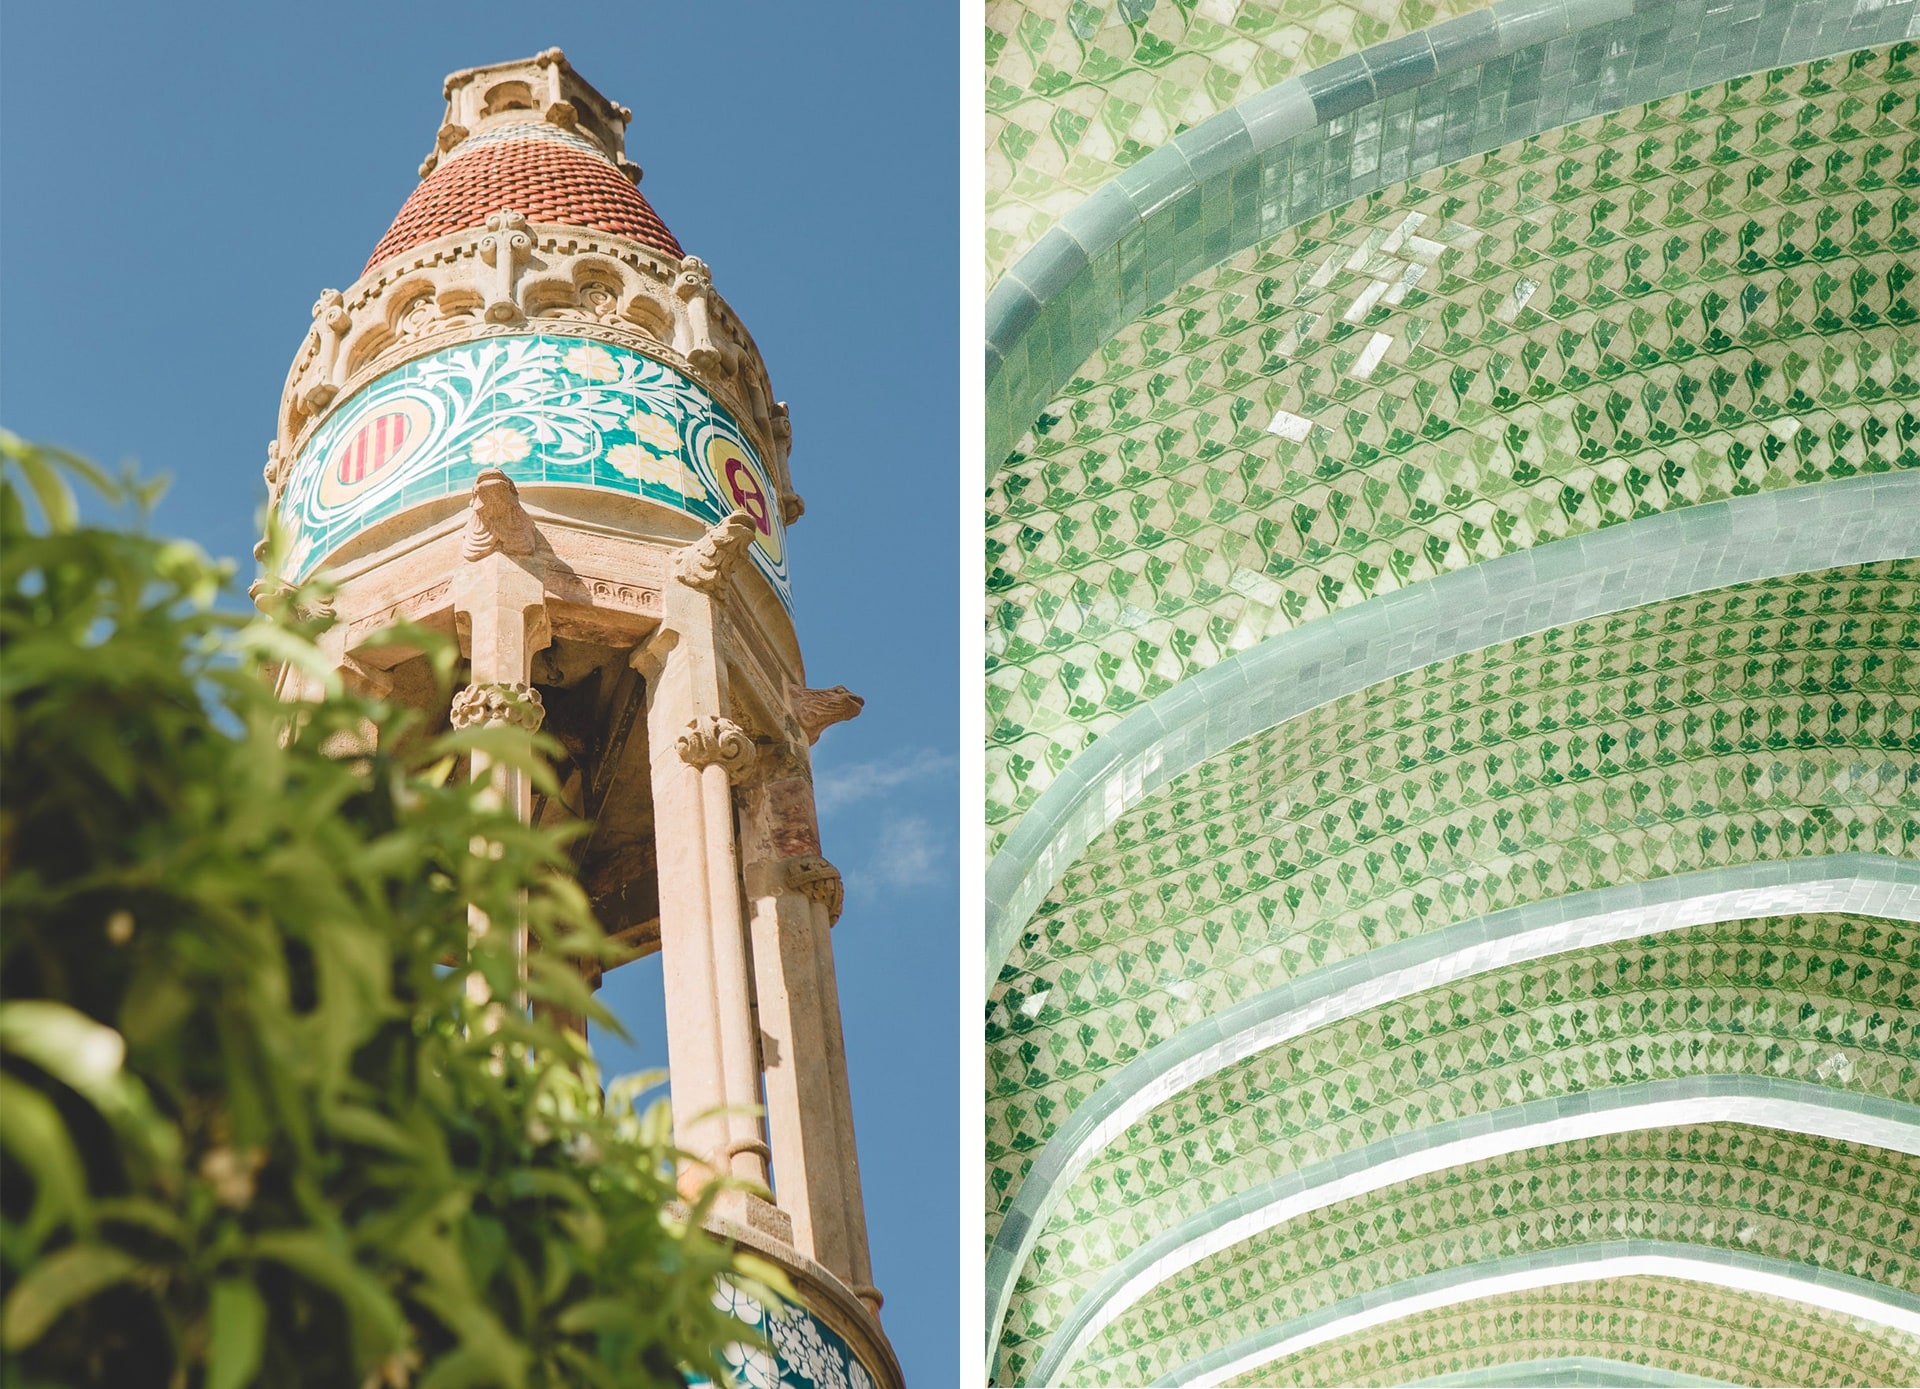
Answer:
363;119;681;274
984;1;1920;1383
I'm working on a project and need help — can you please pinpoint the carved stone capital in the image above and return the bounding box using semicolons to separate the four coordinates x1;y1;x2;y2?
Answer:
673;510;756;592
792;684;864;745
676;714;756;781
462;468;539;561
782;855;845;925
450;681;545;731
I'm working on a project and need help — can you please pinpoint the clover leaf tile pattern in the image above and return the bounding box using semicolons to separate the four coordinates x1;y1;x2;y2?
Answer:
1220;1276;1920;1386
985;45;1920;858
995;912;1919;1381
988;565;1919;1210
985;0;1492;283
1077;1126;1918;1382
987;564;1918;1378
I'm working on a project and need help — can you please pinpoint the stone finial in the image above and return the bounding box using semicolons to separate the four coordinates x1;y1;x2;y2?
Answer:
462;468;539;561
450;681;545;731
783;855;845;925
677;714;756;782
478;210;534;324
792;685;865;745
673;510;756;591
263;439;289;501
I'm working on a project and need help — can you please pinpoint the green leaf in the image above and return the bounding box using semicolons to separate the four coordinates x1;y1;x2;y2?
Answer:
0;1075;92;1243
1;1243;141;1349
207;1279;267;1389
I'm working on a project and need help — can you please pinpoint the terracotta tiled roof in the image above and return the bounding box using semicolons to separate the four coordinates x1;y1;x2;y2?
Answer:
363;122;681;274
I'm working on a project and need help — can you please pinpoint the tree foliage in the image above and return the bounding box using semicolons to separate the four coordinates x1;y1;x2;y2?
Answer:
0;435;776;1388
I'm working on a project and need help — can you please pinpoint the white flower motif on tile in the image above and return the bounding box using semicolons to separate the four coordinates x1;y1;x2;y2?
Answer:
606;442;684;493
471;425;530;466
628;408;681;454
562;342;619;382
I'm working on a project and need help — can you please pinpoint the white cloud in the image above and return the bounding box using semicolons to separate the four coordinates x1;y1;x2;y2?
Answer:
849;814;948;897
813;747;955;816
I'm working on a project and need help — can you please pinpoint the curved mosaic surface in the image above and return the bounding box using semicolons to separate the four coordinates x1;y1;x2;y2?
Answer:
986;0;1492;283
989;565;1920;1203
988;45;1920;851
1223;1276;1920;1386
703;1289;879;1389
996;912;1920;1380
1074;1125;1920;1382
278;334;790;604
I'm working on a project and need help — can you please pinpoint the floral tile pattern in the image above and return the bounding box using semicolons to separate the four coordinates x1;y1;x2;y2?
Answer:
279;333;791;605
1221;1275;1920;1386
986;45;1920;854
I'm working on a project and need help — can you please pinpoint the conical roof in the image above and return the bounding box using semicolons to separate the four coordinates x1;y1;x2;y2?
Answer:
363;116;682;276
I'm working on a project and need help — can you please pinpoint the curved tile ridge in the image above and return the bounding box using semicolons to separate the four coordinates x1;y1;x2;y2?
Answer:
1037;1079;1920;1385
985;469;1920;987
1412;1357;1739;1387
1159;1242;1920;1387
984;0;1920;469
984;853;1920;1367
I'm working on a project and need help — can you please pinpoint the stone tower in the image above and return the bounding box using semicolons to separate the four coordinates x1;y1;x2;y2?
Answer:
260;50;900;1389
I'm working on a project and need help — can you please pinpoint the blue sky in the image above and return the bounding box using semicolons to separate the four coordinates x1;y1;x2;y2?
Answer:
1;2;958;1380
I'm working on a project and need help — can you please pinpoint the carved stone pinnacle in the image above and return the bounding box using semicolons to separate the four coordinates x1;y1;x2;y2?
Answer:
673;511;757;592
450;681;545;732
791;684;865;745
462;468;539;561
676;714;756;781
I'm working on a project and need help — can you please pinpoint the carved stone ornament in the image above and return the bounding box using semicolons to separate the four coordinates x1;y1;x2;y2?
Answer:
782;854;845;925
461;468;540;561
477;209;535;324
450;681;545;731
676;714;756;781
791;684;865;744
672;510;756;592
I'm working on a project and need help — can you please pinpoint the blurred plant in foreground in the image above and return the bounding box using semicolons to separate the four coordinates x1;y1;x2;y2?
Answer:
0;433;783;1388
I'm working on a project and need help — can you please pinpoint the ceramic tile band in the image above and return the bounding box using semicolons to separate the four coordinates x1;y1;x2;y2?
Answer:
1412;1357;1738;1388
1161;1242;1920;1387
984;852;1919;1368
985;469;1920;989
984;0;1920;471
1036;1077;1920;1384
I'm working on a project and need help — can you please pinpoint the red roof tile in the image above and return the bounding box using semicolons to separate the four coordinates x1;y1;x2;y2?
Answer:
364;130;682;275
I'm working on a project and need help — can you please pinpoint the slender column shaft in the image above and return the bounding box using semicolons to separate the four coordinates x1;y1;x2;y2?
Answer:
696;755;769;1188
806;889;878;1310
745;863;854;1273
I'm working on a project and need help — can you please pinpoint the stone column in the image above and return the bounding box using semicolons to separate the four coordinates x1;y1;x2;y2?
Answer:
738;736;881;1312
793;859;881;1315
635;512;774;1203
450;471;550;1007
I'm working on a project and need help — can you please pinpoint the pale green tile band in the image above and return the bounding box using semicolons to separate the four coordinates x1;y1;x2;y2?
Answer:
985;853;1920;1371
1159;1242;1920;1386
984;0;1920;471
985;469;1920;990
1412;1356;1740;1387
1035;1077;1920;1385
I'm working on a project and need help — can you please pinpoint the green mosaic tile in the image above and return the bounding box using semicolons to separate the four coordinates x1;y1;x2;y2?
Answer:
985;45;1920;854
985;0;1492;283
988;565;1920;1248
1219;1275;1920;1387
1074;1126;1919;1382
993;911;1920;1380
